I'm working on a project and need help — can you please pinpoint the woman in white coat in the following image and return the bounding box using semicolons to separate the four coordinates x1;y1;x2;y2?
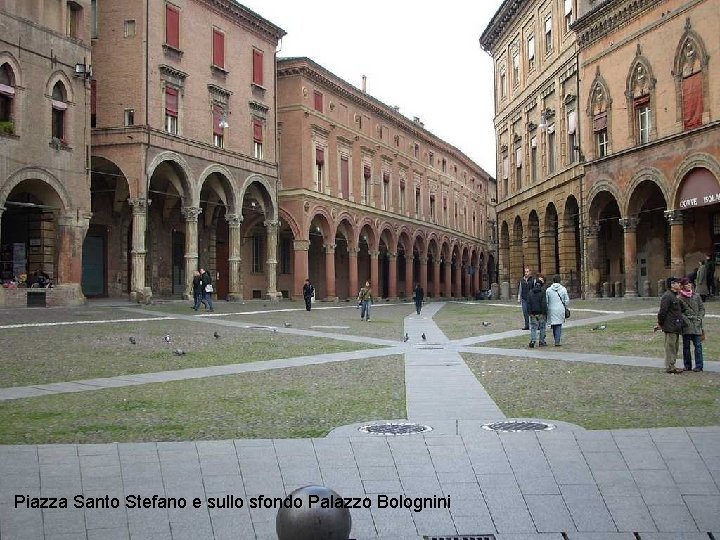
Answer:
545;274;570;346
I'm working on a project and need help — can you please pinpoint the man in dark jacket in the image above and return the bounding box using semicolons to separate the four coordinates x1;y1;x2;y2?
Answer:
657;277;684;373
199;268;214;312
191;270;205;311
527;277;547;347
413;283;424;315
517;267;536;330
302;278;315;311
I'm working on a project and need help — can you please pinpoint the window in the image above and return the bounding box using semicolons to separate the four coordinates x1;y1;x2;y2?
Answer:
443;197;448;225
212;29;225;69
682;72;703;129
547;124;555;173
530;137;537;182
124;108;135;126
280;237;292;274
251;235;263;273
124;20;136;38
363;165;371;204
441;158;447;173
165;4;180;49
512;50;520;87
51;82;67;141
636;98;651;144
596;129;608;158
253;119;263;159
340;156;349;198
315;147;324;191
90;79;97;127
515;143;523;190
313;90;323;112
382;172;390;210
0;64;16;125
415;187;420;217
66;2;81;38
252;49;264;86
527;35;535;70
414;143;419;159
564;0;573;32
399;180;406;214
500;68;507;99
430;195;436;221
165;87;178;135
212;104;224;148
567;109;577;162
428;151;434;166
91;0;98;38
544;15;553;54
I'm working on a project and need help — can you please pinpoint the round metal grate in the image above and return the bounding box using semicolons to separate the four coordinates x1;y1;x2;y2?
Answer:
481;420;556;432
359;422;433;435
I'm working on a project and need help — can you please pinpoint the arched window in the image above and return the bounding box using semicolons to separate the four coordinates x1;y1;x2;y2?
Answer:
0;63;15;130
51;81;67;141
627;58;654;145
590;80;610;158
673;21;708;131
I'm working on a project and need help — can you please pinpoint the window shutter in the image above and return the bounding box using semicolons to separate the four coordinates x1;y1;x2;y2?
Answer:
530;136;537;148
564;0;572;15
0;83;15;96
340;157;349;198
528;36;535;60
634;94;650;107
213;105;223;136
516;147;523;167
547;123;555;134
545;16;552;33
682;72;703;129
399;178;405;189
593;112;607;132
90;79;97;116
567;110;577;134
315;147;324;165
253;120;263;142
165;4;180;48
252;50;264;86
165;87;178;116
313;91;323;112
502;157;509;179
51;100;68;111
363;165;371;179
212;29;224;68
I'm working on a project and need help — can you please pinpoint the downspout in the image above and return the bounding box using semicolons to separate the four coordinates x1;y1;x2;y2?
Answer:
576;48;586;299
143;0;150;298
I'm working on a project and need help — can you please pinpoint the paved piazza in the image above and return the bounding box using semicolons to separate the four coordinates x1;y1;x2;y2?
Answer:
0;300;718;540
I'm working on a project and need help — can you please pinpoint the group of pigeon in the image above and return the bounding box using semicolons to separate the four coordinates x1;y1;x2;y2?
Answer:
403;332;427;342
127;330;222;356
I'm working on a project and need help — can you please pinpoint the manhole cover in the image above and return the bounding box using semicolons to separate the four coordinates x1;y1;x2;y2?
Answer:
481;420;556;432
359;422;432;435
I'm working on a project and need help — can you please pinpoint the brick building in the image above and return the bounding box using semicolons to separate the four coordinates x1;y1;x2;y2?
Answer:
575;0;720;297
276;58;496;302
481;0;584;299
0;0;93;306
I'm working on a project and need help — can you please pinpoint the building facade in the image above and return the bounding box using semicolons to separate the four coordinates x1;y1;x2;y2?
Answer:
276;58;496;302
575;0;720;297
481;0;584;299
0;0;93;306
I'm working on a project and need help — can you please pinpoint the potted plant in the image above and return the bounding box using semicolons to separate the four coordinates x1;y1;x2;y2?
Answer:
0;120;14;135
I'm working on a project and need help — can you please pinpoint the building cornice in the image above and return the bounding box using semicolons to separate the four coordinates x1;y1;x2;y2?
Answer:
479;0;525;54
573;0;666;49
195;0;286;42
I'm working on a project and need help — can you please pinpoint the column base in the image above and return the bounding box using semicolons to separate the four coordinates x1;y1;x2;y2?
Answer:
323;296;339;303
227;294;246;302
624;290;638;298
131;287;153;305
266;291;282;302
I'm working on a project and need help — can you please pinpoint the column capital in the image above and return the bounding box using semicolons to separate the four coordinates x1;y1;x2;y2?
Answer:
443;260;452;268
264;219;280;232
619;217;639;232
225;213;243;227
347;246;360;256
369;250;379;258
387;252;397;260
128;197;151;214
324;244;336;254
181;206;202;222
418;256;428;264
433;259;441;267
58;211;92;229
664;209;683;225
293;240;310;251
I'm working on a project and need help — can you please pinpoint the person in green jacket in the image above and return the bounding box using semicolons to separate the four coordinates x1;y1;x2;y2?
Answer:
358;280;373;321
679;277;705;372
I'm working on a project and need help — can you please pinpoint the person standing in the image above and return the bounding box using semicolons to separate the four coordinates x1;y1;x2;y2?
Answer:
696;259;709;301
679;277;705;372
191;270;205;311
705;255;715;297
413;283;424;315
545;275;569;346
517;267;536;330
527;276;547;348
302;278;315;311
199;268;214;312
657;277;684;374
358;280;373;321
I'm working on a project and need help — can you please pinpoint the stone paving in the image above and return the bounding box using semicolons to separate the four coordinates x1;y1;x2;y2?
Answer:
0;301;719;540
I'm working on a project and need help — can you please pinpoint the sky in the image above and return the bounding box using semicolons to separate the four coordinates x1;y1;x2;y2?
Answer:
241;0;502;177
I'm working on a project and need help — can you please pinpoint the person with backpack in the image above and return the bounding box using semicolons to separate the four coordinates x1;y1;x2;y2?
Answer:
527;276;548;348
199;268;214;312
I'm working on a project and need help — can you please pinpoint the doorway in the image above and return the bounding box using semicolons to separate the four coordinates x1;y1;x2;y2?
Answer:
82;225;107;297
172;231;185;296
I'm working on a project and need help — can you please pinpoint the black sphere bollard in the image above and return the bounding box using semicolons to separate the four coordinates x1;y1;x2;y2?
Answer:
276;485;352;540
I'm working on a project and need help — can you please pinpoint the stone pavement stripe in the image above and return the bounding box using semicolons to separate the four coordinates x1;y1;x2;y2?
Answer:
0;316;176;330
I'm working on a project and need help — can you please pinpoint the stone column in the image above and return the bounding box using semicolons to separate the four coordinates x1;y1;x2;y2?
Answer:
539;228;557;277
405;255;414;297
443;261;452;298
585;222;601;298
473;261;480;295
56;211;91;305
387;252;397;299
454;263;462;297
369;250;379;296
324;243;337;300
293;239;309;299
509;238;523;297
664;210;685;278
433;260;441;298
348;246;360;298
226;214;243;301
619;217;639;297
557;225;577;285
419;256;428;297
128;198;150;302
265;219;280;301
181;206;202;300
525;229;540;275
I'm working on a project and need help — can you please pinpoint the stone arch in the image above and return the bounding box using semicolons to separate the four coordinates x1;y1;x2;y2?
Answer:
587;179;624;222
45;70;75;104
0;51;23;87
197;164;238;215
307;208;334;241
0;167;71;212
625;167;669;216
278;207;301;240
146;151;194;204
671;153;720;206
238;174;276;222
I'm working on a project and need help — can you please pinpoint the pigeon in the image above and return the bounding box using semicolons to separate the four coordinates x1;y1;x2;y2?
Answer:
164;334;171;343
172;348;186;356
283;322;292;328
272;328;278;333
592;324;607;331
213;331;220;339
421;333;427;340
403;333;409;342
129;336;137;345
482;321;491;327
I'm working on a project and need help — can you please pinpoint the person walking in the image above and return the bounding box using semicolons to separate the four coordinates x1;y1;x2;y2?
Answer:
545;275;569;346
527;276;548;348
199;268;214;312
358;280;373;321
191;270;206;311
302;278;315;311
413;283;424;315
679;277;705;372
696;259;709;301
517;267;536;330
657;277;685;374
